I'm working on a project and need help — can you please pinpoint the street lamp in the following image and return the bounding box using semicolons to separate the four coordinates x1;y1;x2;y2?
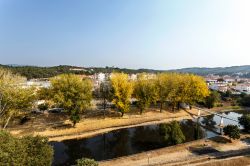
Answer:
147;153;151;165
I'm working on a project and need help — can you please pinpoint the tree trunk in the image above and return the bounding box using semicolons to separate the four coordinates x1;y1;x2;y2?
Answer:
3;115;12;129
103;97;106;119
103;109;106;119
172;105;175;112
121;112;124;117
140;108;143;115
177;102;180;110
160;102;163;112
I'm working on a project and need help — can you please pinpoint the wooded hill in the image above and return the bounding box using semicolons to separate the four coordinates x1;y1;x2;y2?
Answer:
1;64;250;79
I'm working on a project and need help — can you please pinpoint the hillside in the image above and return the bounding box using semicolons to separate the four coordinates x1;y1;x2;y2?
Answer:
1;64;250;79
169;65;250;77
0;64;163;79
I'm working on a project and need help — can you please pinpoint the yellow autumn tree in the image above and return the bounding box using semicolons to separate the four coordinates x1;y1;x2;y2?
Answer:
134;73;157;114
155;73;209;111
110;73;133;117
49;74;93;126
155;73;172;112
184;74;210;109
0;68;36;129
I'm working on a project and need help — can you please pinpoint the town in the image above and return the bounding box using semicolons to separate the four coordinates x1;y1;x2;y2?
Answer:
1;0;250;166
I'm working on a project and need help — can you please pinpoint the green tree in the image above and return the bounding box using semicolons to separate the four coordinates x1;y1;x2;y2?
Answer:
223;125;240;141
49;74;93;126
204;91;221;109
0;68;36;129
238;95;250;107
110;73;133;117
134;74;157;114
159;121;185;145
0;131;53;166
76;158;98;166
238;114;250;132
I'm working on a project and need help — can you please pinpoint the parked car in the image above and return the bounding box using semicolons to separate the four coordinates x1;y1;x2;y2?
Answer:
31;109;43;114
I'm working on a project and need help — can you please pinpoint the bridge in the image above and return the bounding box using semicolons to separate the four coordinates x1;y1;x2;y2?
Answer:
193;106;239;125
190;106;240;135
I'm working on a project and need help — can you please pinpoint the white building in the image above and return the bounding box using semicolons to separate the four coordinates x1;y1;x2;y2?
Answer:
21;79;51;89
96;73;106;82
235;84;250;93
209;84;228;92
129;74;137;81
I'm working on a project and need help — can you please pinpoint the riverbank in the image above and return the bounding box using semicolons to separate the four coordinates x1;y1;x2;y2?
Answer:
8;106;243;141
99;135;250;166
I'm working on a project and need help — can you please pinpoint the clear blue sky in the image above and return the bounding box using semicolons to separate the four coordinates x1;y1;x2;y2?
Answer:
1;0;250;69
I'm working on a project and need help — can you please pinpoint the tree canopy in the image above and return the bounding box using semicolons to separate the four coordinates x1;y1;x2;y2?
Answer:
159;121;185;145
110;73;133;116
238;114;250;132
204;91;221;109
0;68;36;129
49;74;93;126
0;131;53;166
155;73;209;111
223;125;240;141
134;73;157;114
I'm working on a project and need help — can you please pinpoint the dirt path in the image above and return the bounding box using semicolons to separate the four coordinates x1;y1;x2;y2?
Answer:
99;137;250;166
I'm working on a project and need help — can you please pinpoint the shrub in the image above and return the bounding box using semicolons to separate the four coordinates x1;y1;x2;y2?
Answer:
204;91;221;109
0;130;53;166
239;95;250;107
76;158;98;166
159;121;185;145
238;114;250;132
223;125;240;141
38;103;49;111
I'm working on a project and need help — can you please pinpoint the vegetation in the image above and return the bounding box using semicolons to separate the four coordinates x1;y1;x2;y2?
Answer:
223;125;240;141
238;94;250;107
159;121;185;145
38;103;49;111
110;73;133;117
155;73;172;112
0;130;53;166
0;65;90;79
204;91;221;109
154;73;209;111
49;74;93;126
134;73;157;114
109;72;209;115
3;64;250;79
0;68;36;129
169;65;250;77
238;114;250;132
76;158;98;166
94;81;112;117
0;64;164;79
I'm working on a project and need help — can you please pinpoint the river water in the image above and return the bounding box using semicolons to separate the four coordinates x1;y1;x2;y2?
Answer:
50;110;249;166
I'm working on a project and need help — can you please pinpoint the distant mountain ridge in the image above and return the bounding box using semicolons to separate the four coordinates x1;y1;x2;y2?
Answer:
169;65;250;76
1;64;250;79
